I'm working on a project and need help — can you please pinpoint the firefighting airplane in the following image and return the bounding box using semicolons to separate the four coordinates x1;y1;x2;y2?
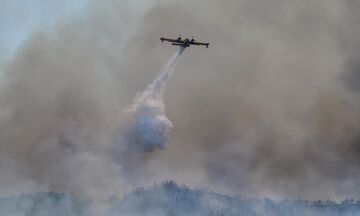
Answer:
160;35;209;48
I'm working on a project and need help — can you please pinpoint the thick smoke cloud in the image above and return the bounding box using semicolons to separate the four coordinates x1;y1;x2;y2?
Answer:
0;0;142;198
1;0;360;202
131;0;360;200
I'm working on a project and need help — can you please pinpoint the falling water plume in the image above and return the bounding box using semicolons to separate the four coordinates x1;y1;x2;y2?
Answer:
125;47;185;153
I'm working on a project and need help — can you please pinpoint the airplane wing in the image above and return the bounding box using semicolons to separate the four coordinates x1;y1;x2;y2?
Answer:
161;37;180;43
188;41;210;47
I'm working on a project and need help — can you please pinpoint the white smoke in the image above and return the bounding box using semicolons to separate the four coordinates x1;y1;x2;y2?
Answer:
0;32;185;203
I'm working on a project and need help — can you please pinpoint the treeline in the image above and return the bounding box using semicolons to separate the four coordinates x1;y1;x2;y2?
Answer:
1;181;360;215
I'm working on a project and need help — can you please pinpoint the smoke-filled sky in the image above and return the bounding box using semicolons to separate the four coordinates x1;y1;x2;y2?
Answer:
1;0;360;201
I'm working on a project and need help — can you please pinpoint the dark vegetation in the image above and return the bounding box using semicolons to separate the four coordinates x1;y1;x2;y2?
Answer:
1;181;360;215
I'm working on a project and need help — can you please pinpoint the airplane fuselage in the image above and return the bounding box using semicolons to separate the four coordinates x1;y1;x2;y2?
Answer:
161;36;209;48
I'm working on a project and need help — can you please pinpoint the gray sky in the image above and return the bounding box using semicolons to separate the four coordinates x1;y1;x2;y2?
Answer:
0;0;89;59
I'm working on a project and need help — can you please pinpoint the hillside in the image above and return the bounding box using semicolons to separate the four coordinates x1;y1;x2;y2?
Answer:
1;181;360;216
